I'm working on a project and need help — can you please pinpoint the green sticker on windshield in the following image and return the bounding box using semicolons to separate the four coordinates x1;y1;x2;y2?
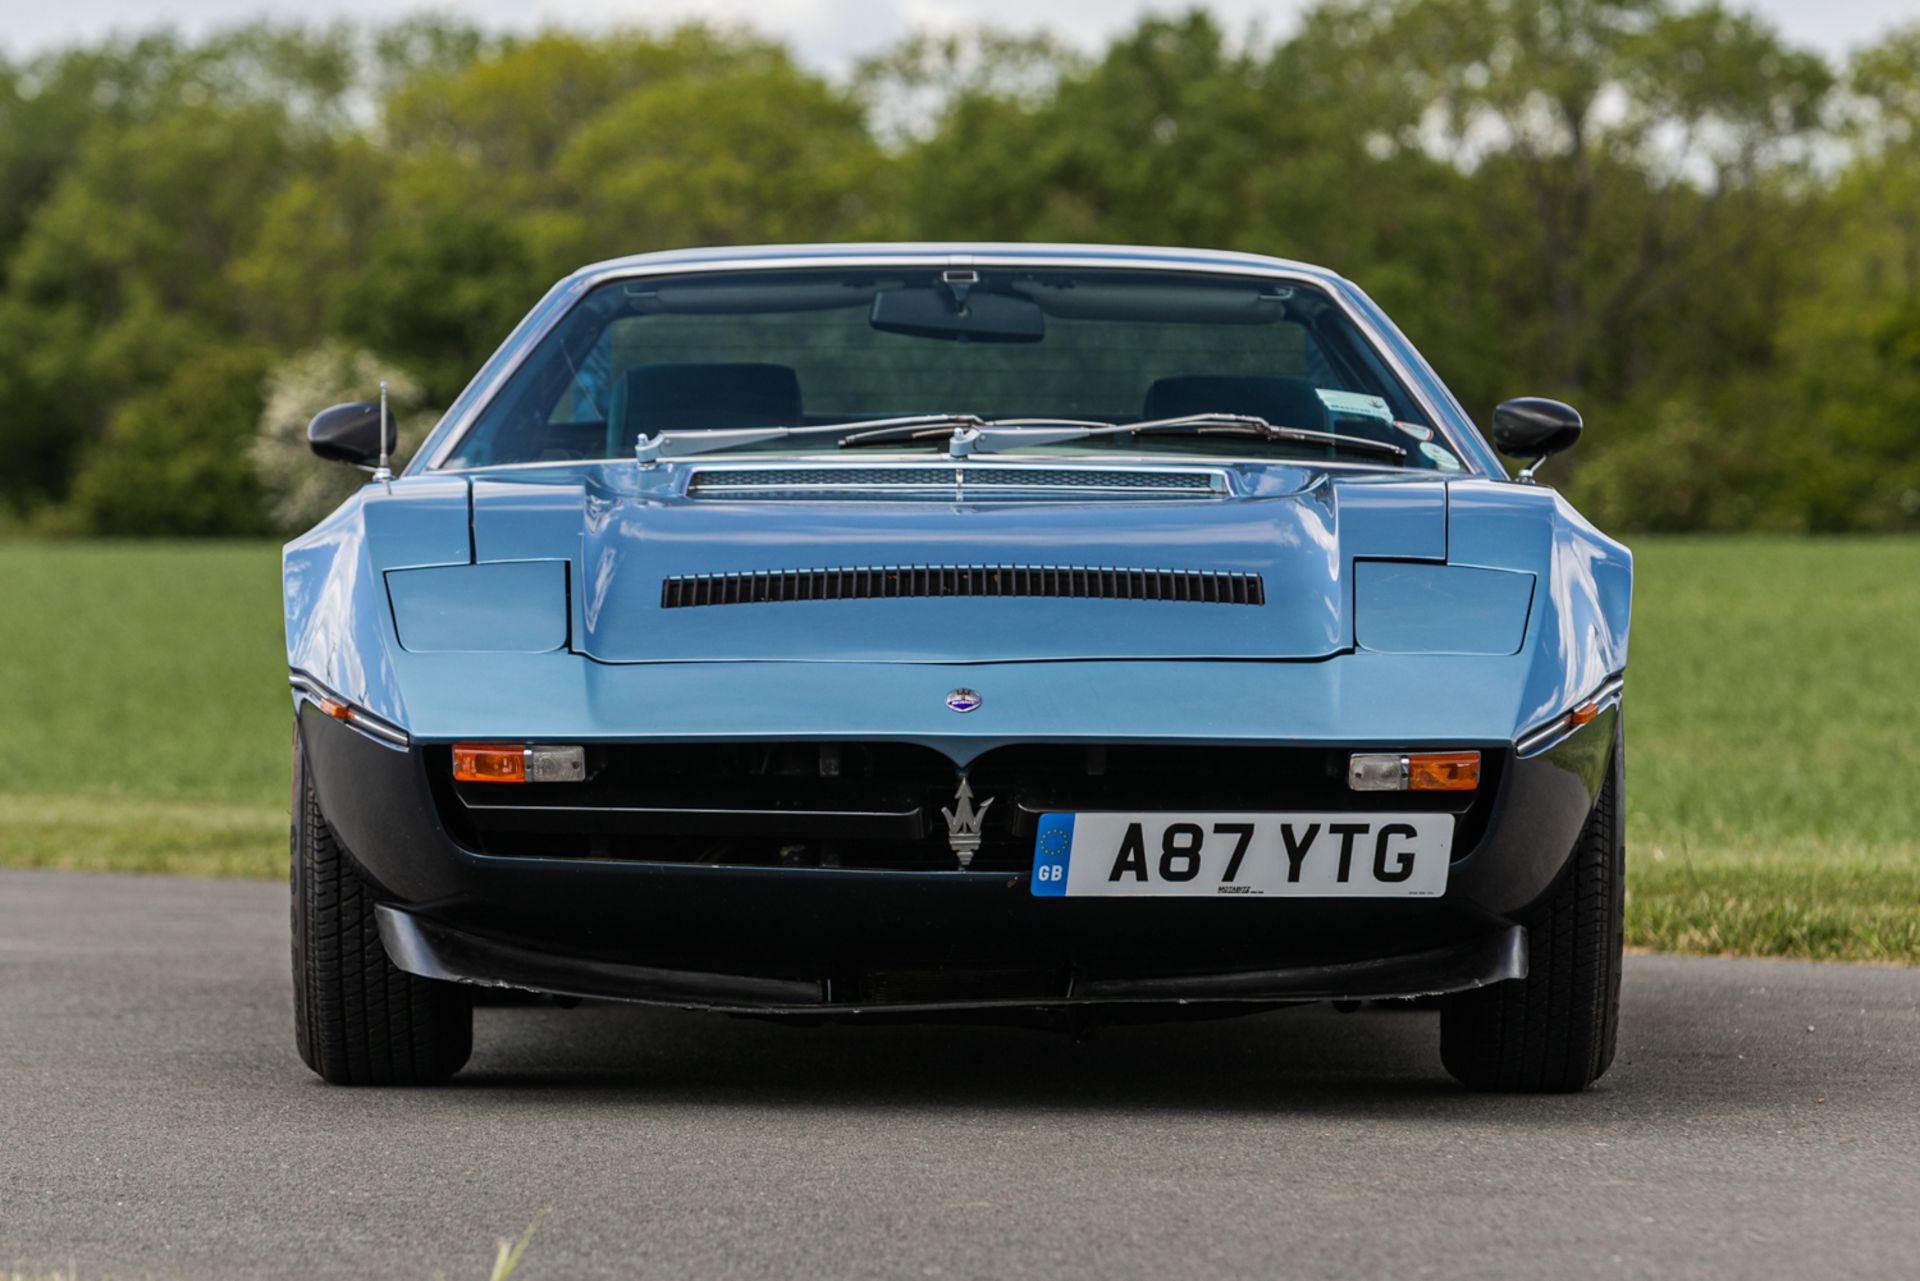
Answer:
1316;390;1394;423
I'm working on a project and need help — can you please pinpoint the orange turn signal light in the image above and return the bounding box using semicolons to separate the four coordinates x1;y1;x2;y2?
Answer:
453;743;526;784
1408;751;1481;791
315;695;353;722
1568;702;1600;726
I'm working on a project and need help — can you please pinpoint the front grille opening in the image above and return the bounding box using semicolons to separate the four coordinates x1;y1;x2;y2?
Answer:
424;742;1505;872
661;565;1265;608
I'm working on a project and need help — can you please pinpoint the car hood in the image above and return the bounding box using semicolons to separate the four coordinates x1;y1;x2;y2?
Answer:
466;462;1450;664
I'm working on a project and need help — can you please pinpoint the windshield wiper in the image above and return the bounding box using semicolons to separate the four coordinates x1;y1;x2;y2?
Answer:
1118;413;1406;460
637;411;1404;463
837;417;1113;453
843;413;1406;460
635;415;999;462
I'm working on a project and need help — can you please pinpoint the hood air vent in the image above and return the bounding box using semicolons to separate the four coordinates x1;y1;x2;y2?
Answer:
661;565;1265;609
686;465;1227;497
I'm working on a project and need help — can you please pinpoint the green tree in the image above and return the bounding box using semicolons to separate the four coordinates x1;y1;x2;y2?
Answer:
1288;0;1832;414
0;27;364;511
375;25;797;254
329;205;541;406
553;61;885;258
1761;25;1920;529
67;346;274;536
343;26;886;398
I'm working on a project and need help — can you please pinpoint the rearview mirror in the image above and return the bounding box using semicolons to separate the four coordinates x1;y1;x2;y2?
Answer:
1491;398;1582;478
307;402;394;468
870;287;1044;343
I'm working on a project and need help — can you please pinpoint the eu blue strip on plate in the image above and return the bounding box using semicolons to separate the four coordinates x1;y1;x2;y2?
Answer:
1031;813;1074;897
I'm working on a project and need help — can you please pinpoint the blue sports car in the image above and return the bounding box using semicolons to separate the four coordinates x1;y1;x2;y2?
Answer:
286;243;1630;1091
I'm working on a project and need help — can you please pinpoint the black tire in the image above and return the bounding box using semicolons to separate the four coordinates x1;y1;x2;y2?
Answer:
291;729;472;1085
1440;735;1624;1092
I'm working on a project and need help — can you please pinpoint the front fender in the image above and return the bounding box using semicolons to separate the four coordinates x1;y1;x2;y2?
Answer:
1446;479;1632;730
283;476;471;724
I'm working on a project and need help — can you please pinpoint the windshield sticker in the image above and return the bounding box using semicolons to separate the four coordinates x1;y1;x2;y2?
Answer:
1316;389;1394;423
1395;421;1434;442
1420;441;1464;471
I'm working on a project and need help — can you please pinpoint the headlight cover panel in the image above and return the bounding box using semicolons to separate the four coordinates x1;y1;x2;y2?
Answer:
1354;562;1535;656
386;560;569;654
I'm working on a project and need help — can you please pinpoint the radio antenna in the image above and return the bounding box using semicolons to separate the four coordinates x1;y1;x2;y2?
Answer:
373;380;393;484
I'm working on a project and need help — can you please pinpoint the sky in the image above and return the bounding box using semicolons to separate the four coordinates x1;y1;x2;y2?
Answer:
0;0;1909;67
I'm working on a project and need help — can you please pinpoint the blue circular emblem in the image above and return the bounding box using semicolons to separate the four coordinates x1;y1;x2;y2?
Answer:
945;688;982;714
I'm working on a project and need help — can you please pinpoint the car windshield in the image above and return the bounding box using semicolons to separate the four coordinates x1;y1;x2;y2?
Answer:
440;266;1465;471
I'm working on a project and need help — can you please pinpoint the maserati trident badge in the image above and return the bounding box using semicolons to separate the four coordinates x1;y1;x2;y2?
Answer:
945;688;982;713
941;776;994;868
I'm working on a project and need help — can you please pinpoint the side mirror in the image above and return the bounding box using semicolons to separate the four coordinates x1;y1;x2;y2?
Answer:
307;402;394;469
1491;398;1582;481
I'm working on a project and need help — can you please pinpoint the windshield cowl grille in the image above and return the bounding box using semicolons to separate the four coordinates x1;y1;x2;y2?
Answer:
685;465;1229;498
661;564;1265;609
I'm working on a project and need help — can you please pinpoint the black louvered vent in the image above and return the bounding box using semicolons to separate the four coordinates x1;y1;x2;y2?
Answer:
661;565;1265;609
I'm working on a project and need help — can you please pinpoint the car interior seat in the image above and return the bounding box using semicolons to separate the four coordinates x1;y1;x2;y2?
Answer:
1142;374;1333;432
605;362;804;456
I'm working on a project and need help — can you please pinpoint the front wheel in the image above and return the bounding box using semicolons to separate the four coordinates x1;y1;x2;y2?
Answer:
291;728;472;1085
1440;735;1624;1092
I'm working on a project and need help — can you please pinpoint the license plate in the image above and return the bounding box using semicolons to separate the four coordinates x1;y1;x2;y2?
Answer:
1030;812;1454;898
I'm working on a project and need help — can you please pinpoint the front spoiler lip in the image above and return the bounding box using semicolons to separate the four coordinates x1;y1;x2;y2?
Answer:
376;904;1527;1014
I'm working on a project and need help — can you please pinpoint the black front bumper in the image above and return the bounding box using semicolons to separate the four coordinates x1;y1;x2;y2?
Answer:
298;702;1615;1013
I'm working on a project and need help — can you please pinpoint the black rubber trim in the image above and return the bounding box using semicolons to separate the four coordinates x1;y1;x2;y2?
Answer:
376;903;1525;1014
377;905;826;1008
1072;927;1526;1002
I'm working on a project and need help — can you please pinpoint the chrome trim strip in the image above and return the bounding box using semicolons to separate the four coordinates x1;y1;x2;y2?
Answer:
1514;673;1626;758
460;802;923;821
417;251;1484;477
686;460;1233;497
686;460;1227;475
289;670;411;748
692;482;1207;493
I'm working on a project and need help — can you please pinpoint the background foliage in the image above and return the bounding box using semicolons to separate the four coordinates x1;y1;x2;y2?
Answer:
0;1;1916;534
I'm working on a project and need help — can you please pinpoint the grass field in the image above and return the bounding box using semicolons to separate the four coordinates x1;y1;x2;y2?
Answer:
1;537;1916;962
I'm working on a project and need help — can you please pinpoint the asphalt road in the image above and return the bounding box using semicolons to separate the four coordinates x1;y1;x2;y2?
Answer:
3;868;1917;1281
